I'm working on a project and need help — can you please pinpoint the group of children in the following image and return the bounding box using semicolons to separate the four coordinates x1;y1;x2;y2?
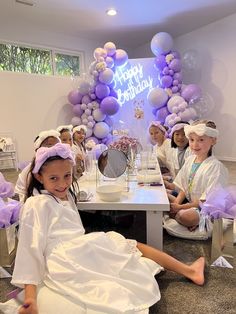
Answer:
10;118;228;313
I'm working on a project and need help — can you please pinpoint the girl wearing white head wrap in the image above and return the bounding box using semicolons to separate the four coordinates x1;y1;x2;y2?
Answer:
164;121;192;191
72;125;88;178
167;120;228;231
57;125;73;146
15;129;61;202
148;121;171;172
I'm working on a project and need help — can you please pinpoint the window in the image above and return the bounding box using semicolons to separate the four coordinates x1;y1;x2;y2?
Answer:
0;42;82;77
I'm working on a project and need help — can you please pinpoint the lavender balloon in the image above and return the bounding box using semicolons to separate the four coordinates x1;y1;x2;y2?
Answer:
154;55;167;71
156;106;170;123
113;49;128;67
93;122;110;139
99;68;114;85
100;96;120;116
95;83;110;99
68;90;83;105
73;104;83;116
161;75;173;88
169;59;181;72
181;84;202;102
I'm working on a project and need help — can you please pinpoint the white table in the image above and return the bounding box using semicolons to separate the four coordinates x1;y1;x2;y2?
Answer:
78;176;170;250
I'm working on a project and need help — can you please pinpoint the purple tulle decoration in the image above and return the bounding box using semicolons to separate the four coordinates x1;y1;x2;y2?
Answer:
0;198;21;228
0;172;14;198
200;185;236;219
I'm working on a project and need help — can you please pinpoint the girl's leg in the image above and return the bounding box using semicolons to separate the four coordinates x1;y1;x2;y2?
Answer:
175;208;200;227
137;242;205;286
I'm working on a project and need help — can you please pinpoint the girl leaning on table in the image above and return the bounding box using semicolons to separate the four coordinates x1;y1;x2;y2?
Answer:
12;143;205;314
168;119;228;230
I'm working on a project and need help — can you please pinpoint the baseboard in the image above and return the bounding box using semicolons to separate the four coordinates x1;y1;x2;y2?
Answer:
217;156;236;162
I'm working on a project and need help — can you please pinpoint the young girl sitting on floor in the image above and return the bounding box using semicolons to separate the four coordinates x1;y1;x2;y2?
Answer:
14;129;61;202
12;143;205;314
57;124;73;146
169;119;228;230
148;121;171;173
164;121;191;192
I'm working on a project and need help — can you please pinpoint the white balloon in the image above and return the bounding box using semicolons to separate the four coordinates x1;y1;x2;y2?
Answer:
93;108;106;122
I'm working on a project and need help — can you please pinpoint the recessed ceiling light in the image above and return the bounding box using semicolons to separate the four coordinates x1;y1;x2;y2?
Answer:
106;8;117;16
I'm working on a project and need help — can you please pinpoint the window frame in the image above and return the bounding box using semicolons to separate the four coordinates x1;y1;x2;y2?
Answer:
0;40;85;77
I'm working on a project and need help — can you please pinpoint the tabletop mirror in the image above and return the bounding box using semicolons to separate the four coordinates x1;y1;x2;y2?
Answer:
96;148;129;201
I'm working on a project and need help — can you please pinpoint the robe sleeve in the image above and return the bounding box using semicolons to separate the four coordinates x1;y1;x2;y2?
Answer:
200;161;229;201
11;197;48;288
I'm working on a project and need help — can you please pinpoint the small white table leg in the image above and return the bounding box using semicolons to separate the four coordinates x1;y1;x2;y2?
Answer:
146;211;163;250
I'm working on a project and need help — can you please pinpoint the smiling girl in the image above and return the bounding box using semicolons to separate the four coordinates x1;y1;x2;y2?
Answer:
169;120;228;230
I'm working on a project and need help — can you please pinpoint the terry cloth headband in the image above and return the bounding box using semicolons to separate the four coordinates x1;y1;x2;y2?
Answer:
32;143;75;174
169;123;189;138
57;124;73;133
34;130;61;150
73;125;87;134
149;121;167;137
184;124;219;139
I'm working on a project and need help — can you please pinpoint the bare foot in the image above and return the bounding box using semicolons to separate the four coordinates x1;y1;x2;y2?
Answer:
188;257;205;285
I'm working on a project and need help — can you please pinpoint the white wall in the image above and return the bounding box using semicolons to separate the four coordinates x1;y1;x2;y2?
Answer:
132;13;236;161
0;23;131;163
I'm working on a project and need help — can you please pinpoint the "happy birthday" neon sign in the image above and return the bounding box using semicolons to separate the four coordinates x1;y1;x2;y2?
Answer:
114;63;153;106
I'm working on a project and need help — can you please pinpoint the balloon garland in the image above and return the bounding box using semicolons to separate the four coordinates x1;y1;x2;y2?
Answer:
67;42;128;145
149;32;202;127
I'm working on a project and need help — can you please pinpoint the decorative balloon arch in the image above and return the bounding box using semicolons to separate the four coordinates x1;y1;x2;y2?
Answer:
67;33;203;144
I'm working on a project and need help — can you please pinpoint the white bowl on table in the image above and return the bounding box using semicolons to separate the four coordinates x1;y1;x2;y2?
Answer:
96;184;123;202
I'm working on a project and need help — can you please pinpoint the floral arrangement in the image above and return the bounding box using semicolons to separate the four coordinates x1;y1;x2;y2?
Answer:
109;136;142;156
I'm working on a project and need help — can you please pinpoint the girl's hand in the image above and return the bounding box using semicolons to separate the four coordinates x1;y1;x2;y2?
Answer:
18;298;38;314
170;203;182;213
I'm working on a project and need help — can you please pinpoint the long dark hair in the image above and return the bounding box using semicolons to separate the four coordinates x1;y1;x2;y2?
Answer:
171;121;190;148
25;156;79;203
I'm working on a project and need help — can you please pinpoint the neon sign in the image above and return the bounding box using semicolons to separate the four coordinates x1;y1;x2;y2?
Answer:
114;63;153;106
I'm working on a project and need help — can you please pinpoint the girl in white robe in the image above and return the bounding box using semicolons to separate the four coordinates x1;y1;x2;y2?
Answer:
12;143;205;314
169;120;228;230
148;121;171;173
72;125;87;178
164;122;192;192
14;129;61;203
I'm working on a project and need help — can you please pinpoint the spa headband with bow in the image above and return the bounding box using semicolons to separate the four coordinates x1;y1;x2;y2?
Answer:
73;125;87;134
32;143;75;174
169;123;189;138
184;124;219;139
149;121;168;136
34;130;61;150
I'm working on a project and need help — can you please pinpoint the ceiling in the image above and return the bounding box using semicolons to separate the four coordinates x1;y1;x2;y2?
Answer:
1;0;236;49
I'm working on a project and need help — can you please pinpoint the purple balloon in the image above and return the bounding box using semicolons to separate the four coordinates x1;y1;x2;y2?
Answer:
82;95;91;105
109;88;118;98
154;55;167;71
171;50;181;59
162;66;169;75
95;83;110;99
113;49;128;67
152;108;158;116
99;68;114;85
171;86;179;93
104;116;113;128
72;104;83;116
173;72;183;82
100;96;120;116
181;84;202;102
169;59;181;72
68;90;83;105
161;75;173;88
155;106;170;123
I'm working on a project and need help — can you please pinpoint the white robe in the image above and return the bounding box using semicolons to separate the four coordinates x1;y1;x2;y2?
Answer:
14;163;31;202
153;138;171;168
174;155;228;202
166;147;192;178
12;192;161;313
